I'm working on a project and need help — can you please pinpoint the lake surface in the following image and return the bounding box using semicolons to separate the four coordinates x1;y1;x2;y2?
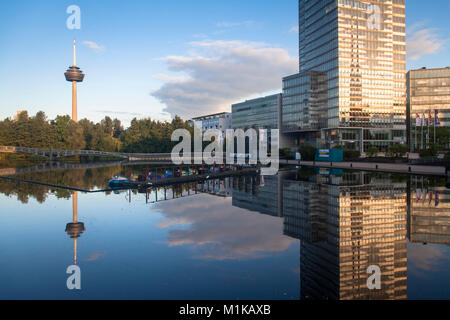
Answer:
0;163;449;300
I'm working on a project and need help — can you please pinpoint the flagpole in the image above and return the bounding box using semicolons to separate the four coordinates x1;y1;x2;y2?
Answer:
421;113;424;150
414;120;417;151
434;110;437;145
427;111;430;149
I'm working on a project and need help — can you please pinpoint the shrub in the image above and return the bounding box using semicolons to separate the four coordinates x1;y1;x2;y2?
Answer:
298;144;317;161
388;144;409;158
344;149;361;160
279;148;292;159
366;146;379;158
419;149;436;158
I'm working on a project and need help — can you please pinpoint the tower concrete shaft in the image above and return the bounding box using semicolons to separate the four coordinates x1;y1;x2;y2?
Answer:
72;82;77;123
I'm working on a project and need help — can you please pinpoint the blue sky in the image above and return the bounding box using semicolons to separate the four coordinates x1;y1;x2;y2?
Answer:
0;0;448;126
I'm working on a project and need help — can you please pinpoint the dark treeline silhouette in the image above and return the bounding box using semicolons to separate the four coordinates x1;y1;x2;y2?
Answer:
0;165;204;204
0;111;193;153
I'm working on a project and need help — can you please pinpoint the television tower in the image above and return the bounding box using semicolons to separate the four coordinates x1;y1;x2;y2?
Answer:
65;192;85;265
64;38;85;122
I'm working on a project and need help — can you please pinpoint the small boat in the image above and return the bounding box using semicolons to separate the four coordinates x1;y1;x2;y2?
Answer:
164;170;174;179
109;175;130;186
210;167;220;173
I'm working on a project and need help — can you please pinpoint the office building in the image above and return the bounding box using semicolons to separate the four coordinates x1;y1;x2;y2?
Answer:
282;71;328;146
191;112;232;139
232;94;282;131
232;94;294;148
407;67;450;150
282;0;407;152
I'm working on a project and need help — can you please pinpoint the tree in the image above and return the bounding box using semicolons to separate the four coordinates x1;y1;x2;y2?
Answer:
388;144;408;158
112;118;123;138
0;110;193;154
366;146;379;158
101;116;114;136
298;144;317;161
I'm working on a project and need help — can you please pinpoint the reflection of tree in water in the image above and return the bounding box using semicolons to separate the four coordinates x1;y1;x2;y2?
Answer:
0;165;123;204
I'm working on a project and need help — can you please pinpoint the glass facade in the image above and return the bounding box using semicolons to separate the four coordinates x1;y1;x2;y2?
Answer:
286;0;407;151
232;94;281;130
407;67;450;149
232;175;282;217
282;71;328;132
409;176;450;245
283;171;407;300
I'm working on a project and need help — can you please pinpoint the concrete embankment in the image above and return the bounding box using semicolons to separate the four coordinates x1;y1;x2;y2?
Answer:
283;160;447;176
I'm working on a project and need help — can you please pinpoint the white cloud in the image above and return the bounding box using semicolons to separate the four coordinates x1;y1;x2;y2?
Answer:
289;25;299;33
154;194;294;261
83;41;105;52
151;40;298;118
407;25;447;61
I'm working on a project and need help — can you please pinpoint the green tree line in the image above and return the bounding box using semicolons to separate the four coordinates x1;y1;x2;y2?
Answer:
0;111;193;153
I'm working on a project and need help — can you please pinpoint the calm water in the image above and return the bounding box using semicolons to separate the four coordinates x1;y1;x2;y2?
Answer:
0;163;449;300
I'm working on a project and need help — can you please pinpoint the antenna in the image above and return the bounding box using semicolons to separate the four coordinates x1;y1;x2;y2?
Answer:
73;37;76;66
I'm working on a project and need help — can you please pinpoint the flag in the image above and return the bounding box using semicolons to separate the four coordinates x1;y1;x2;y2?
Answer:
435;110;440;126
416;189;421;202
435;191;440;207
429;111;433;126
422;113;426;127
416;113;421;127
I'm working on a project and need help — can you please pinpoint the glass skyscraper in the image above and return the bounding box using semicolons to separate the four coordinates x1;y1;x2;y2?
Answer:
283;0;406;152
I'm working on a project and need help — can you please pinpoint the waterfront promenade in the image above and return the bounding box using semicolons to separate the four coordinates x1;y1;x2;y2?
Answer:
283;160;447;176
1;145;447;176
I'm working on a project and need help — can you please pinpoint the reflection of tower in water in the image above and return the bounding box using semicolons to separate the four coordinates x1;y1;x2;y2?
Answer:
65;192;85;265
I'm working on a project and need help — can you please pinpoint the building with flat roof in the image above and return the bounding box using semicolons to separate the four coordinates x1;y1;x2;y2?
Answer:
407;67;450;150
282;71;328;146
191;112;232;139
232;94;282;131
282;0;407;152
231;94;295;149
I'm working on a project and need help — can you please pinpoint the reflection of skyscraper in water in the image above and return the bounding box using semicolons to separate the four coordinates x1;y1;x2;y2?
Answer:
283;172;407;300
232;175;284;217
408;176;450;245
65;191;85;265
198;178;233;198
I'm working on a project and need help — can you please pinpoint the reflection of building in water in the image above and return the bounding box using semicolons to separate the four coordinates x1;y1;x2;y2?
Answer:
408;176;450;245
231;175;283;217
283;172;407;300
65;191;85;265
197;178;233;198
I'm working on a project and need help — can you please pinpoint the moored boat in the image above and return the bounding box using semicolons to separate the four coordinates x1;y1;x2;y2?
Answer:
108;175;130;186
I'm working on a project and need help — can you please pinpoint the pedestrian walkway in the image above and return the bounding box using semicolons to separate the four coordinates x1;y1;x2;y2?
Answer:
284;160;447;176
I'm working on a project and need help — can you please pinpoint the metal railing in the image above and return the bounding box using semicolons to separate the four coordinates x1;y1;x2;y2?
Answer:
0;146;175;161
